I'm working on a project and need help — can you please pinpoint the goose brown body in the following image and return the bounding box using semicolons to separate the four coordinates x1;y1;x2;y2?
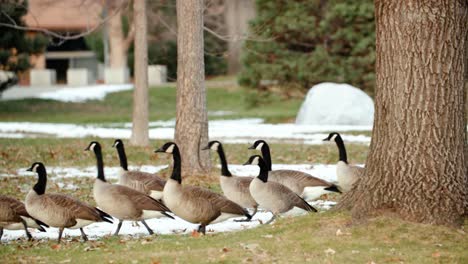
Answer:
113;139;166;199
249;140;341;200
156;142;251;234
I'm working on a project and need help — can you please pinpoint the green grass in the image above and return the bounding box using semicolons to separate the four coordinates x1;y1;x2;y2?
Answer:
1;82;466;263
0;212;466;263
0;86;302;123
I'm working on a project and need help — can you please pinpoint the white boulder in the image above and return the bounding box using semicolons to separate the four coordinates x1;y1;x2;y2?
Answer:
295;82;374;126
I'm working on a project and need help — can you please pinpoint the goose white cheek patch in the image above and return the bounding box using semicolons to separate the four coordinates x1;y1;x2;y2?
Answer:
210;142;220;151
256;143;264;150
166;144;175;153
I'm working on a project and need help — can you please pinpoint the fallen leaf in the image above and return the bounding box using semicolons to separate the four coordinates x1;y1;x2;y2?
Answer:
51;244;61;250
191;230;200;238
222;247;229;253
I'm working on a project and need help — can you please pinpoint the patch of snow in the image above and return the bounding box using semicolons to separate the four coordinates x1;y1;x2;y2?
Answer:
296;82;374;126
208;110;236;116
36;84;133;102
0;119;371;144
0;163;345;241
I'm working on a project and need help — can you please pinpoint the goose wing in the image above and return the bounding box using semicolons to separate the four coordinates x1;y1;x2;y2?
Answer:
125;171;166;192
274;183;318;212
112;185;171;213
44;194;103;222
186;186;248;216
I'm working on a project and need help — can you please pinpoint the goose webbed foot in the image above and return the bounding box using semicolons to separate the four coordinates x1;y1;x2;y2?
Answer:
80;228;88;241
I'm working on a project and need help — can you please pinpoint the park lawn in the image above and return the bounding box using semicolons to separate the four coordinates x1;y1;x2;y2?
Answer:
0;212;466;264
0;85;303;124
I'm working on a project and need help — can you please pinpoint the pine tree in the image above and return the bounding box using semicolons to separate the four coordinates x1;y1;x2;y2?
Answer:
239;0;375;94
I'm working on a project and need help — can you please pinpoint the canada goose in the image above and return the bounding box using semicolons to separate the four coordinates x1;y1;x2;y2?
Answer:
155;142;251;234
86;141;173;236
323;132;364;192
112;139;166;199
202;141;258;221
0;195;48;241
25;162;113;243
244;155;317;224
248;140;341;201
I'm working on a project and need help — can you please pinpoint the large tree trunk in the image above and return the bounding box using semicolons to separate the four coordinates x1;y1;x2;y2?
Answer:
129;0;149;146
175;0;211;176
224;0;256;74
338;0;467;227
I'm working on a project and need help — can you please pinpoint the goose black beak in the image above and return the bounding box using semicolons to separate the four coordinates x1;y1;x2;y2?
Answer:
26;167;32;172
323;138;329;141
84;146;90;151
242;161;251;166
201;145;210;150
154;148;165;153
247;144;255;150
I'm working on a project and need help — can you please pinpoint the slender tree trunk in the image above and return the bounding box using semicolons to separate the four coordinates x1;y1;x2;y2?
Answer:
129;0;149;146
175;0;210;176
107;0;134;69
338;0;467;227
224;0;256;74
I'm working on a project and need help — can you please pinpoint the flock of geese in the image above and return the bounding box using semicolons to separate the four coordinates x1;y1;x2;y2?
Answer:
0;132;364;243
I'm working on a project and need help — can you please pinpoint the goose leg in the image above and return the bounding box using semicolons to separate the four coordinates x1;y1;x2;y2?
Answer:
197;224;206;235
80;228;88;241
21;219;32;241
264;213;277;225
141;220;154;235
57;227;64;243
0;227;3;241
114;220;123;236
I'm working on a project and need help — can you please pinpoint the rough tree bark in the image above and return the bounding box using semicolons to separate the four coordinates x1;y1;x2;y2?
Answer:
224;0;256;74
129;0;149;146
107;0;134;69
174;0;211;176
337;0;467;227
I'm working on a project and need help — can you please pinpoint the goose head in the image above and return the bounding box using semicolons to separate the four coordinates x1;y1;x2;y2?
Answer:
323;132;341;142
243;155;262;166
248;140;267;151
202;140;221;151
85;141;101;152
155;142;178;154
26;162;46;173
112;139;123;148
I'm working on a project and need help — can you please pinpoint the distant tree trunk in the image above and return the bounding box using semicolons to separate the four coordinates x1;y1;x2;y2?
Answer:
129;0;149;146
338;0;467;227
224;0;256;74
175;0;210;176
107;0;134;69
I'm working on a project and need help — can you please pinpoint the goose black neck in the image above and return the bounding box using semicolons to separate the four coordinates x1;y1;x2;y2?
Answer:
335;136;348;163
94;147;106;182
257;158;269;183
171;147;182;184
261;144;273;171
116;144;128;170
33;167;47;195
216;145;232;177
